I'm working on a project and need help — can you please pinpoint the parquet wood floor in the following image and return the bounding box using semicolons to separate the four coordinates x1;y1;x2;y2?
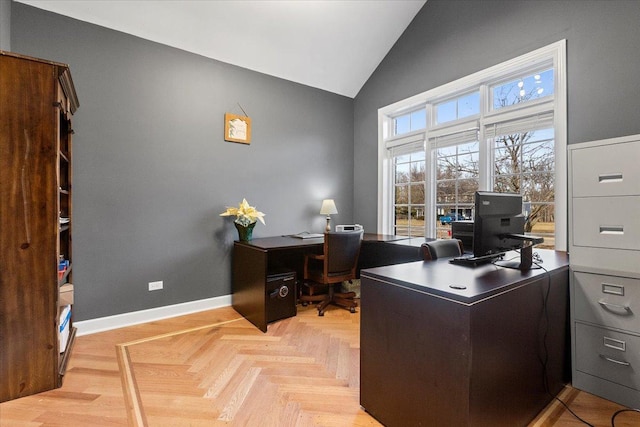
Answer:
1;303;638;426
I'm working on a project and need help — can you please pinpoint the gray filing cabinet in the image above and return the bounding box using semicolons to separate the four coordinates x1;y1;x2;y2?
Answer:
568;134;640;409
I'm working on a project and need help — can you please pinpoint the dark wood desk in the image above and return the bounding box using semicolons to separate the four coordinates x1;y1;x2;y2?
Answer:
232;234;425;332
360;249;570;427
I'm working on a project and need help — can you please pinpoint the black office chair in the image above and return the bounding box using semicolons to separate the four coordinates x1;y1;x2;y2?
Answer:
299;230;363;316
421;238;464;261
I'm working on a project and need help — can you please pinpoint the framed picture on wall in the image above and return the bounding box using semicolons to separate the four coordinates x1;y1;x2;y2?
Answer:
224;113;252;144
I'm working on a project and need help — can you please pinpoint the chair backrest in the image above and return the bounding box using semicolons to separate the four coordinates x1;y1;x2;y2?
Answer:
421;239;464;261
324;230;364;277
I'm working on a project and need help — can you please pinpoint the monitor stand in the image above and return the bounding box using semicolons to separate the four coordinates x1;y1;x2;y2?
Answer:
494;244;534;270
495;234;544;271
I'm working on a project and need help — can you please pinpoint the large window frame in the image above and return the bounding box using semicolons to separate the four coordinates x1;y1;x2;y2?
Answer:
377;40;567;250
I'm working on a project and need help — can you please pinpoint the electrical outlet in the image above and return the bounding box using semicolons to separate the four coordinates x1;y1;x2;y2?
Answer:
148;281;163;291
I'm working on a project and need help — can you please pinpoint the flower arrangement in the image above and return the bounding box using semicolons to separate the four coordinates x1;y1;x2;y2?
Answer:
220;198;266;227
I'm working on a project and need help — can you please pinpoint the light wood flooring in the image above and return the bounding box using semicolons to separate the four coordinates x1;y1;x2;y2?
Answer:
1;303;638;426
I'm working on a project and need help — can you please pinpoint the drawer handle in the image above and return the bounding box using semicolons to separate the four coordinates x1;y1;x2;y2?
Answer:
598;173;623;183
598;299;632;314
599;354;630;366
599;226;624;235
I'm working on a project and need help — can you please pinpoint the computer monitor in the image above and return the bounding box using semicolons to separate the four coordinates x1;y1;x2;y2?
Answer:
472;191;543;270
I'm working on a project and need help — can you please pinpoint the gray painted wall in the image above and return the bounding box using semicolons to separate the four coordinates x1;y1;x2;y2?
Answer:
10;1;640;321
12;3;354;321
354;0;640;232
0;0;10;51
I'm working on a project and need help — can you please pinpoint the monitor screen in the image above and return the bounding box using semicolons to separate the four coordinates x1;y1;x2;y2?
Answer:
473;191;526;258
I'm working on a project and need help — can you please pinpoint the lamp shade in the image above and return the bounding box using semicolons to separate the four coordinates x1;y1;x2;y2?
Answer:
320;199;338;215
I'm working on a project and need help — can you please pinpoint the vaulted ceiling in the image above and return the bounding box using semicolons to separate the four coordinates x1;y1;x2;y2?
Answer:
17;0;426;98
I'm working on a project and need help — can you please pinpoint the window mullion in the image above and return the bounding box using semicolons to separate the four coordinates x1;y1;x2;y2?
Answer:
424;103;435;238
425;130;435;238
478;83;491;191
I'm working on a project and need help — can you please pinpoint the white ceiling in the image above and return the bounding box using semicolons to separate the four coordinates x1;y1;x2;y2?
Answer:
17;0;426;98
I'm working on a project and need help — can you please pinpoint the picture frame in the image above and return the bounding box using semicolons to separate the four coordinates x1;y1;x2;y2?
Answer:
224;113;252;144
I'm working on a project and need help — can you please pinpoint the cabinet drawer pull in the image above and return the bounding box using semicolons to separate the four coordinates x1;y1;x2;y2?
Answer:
599;226;624;235
598;299;632;314
599;354;630;366
598;173;623;183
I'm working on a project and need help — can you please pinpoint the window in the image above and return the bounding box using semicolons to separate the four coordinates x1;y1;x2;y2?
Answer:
394;109;427;135
435;139;479;238
491;69;554;110
491;127;555;246
379;41;567;250
435;91;480;124
394;151;425;236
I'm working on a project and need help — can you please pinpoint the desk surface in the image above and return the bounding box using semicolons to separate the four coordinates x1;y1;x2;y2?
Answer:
235;233;413;251
361;249;569;305
236;235;323;250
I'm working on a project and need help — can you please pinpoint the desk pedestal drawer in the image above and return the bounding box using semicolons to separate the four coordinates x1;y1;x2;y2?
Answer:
575;322;640;392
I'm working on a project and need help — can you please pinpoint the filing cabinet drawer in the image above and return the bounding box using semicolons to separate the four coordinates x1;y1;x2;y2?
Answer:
573;272;640;332
571;139;640;197
572;196;640;251
575;322;640;391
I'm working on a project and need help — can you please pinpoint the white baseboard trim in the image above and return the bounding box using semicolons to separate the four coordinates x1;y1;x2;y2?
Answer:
74;294;232;336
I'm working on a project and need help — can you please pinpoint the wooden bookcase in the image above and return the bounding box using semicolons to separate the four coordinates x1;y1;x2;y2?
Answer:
0;51;79;402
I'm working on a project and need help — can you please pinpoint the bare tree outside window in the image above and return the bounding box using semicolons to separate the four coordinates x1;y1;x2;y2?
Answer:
434;73;555;247
492;129;555;248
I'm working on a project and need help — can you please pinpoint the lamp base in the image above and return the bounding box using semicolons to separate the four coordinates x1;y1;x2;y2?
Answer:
325;216;331;233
